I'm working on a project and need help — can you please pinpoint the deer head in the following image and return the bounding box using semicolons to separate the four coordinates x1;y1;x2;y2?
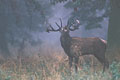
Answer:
46;19;80;34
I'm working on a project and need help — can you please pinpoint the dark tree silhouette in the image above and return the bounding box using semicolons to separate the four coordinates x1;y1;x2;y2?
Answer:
0;0;52;57
107;0;120;61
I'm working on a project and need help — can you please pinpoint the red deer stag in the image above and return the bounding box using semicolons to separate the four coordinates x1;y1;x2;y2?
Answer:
46;19;109;73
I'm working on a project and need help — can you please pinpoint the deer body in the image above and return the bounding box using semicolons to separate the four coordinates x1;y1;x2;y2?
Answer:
70;37;106;57
60;31;108;72
47;19;109;73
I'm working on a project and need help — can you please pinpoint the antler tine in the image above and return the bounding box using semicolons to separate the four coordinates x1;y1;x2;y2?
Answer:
59;18;62;27
46;24;60;32
46;24;52;32
67;19;71;27
55;22;61;29
49;24;54;30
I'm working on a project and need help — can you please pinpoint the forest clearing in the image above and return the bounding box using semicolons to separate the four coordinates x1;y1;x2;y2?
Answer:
0;0;120;80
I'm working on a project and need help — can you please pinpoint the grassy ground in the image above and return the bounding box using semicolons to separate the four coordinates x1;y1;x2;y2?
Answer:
0;53;120;80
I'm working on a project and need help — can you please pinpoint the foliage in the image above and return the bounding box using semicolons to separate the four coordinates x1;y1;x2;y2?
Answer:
51;0;110;29
0;52;120;80
50;0;68;4
110;61;120;80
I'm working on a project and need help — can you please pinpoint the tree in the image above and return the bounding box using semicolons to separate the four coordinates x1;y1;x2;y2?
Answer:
0;0;52;57
51;0;109;29
107;0;120;61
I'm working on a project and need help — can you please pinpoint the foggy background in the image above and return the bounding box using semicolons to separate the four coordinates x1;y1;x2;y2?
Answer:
0;0;109;57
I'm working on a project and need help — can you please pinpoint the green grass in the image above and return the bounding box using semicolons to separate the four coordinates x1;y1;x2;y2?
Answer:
0;54;119;80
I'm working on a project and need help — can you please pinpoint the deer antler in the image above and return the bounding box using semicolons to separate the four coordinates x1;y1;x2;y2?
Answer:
46;24;61;33
69;20;80;31
59;18;62;27
55;18;62;28
46;19;63;32
55;22;61;29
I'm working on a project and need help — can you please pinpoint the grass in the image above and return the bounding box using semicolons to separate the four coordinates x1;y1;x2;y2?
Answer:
0;53;120;80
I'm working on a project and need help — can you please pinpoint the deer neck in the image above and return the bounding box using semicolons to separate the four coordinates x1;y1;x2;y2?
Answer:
60;33;72;53
60;33;71;42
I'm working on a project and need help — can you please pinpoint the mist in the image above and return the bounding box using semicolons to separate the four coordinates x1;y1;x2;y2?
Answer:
0;0;109;57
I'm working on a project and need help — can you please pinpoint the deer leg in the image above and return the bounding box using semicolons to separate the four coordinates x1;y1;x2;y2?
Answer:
105;59;109;68
103;58;109;72
69;57;73;69
74;57;79;73
102;57;109;72
94;54;106;72
68;57;73;74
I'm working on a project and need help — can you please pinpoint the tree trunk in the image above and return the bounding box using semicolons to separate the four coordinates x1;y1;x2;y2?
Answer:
72;0;78;11
107;0;120;61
